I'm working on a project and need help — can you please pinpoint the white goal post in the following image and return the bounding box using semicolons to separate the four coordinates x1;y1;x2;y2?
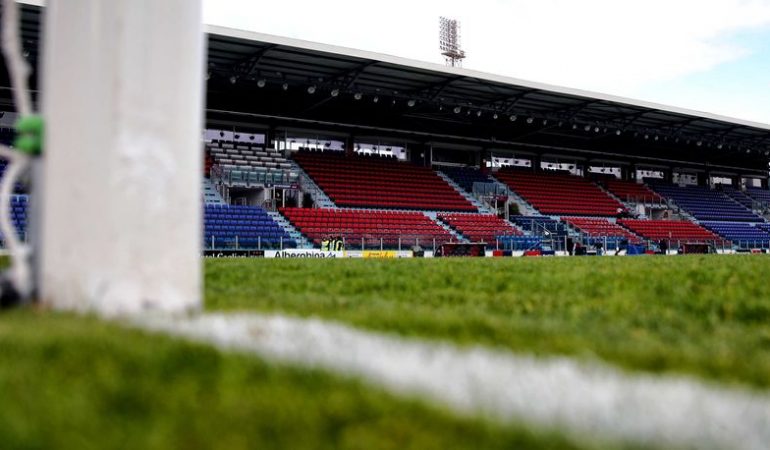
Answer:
38;0;204;315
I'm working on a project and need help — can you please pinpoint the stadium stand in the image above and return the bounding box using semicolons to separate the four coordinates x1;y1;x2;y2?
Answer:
494;169;625;216
650;184;763;222
280;207;453;248
700;221;770;248
509;215;569;239
602;179;663;204
746;187;770;205
292;151;477;211
437;213;522;243
617;219;723;243
209;139;293;172
563;217;641;243
721;187;755;209
204;204;296;249
438;166;494;193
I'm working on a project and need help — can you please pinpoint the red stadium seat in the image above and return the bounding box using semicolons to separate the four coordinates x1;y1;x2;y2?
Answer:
293;152;477;212
280;207;454;248
437;213;522;243
494;169;625;216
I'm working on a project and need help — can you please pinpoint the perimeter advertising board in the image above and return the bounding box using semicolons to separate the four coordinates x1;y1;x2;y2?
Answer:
264;250;344;258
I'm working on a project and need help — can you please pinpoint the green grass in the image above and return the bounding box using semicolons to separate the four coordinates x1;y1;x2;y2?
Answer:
0;310;594;450
206;255;770;388
3;255;769;449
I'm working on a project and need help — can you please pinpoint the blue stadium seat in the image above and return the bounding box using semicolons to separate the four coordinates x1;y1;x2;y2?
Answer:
203;204;295;249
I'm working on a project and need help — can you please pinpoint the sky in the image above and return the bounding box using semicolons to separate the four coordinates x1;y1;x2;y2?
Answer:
203;0;770;125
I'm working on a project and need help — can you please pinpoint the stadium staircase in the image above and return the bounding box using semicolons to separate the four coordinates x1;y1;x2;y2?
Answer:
436;171;491;213
487;176;540;216
423;211;468;242
202;178;227;205
268;211;314;249
291;161;336;208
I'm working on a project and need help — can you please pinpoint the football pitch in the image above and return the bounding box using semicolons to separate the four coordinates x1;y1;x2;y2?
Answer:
2;255;769;449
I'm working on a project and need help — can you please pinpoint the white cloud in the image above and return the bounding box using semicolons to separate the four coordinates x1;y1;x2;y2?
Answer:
203;0;770;122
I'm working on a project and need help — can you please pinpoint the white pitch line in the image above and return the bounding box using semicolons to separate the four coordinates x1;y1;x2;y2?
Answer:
138;313;770;449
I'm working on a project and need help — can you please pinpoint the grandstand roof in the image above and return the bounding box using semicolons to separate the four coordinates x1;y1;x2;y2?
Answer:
4;1;770;174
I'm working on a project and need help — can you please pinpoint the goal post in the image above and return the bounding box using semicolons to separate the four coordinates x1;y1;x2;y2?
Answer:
38;0;204;315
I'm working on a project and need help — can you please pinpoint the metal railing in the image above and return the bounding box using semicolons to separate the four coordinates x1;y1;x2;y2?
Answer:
210;165;299;188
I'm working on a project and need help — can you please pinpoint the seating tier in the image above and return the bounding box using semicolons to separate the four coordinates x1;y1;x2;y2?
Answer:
280;207;453;248
603;179;663;203
618;219;722;243
204;204;295;249
438;213;522;243
563;217;641;243
495;169;625;216
700;221;770;248
209;140;293;171
746;188;770;204
293;152;476;212
650;184;762;222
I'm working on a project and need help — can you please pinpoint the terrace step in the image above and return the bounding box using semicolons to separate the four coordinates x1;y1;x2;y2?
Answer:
268;211;314;249
424;211;468;243
202;178;227;205
290;161;336;208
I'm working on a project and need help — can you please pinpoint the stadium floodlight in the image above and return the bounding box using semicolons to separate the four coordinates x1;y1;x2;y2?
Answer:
257;79;266;88
40;0;204;315
307;85;316;94
330;89;340;97
407;99;416;107
439;17;466;67
353;92;362;100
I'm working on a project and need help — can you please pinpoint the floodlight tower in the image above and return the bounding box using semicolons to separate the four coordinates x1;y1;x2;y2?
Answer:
439;17;466;67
